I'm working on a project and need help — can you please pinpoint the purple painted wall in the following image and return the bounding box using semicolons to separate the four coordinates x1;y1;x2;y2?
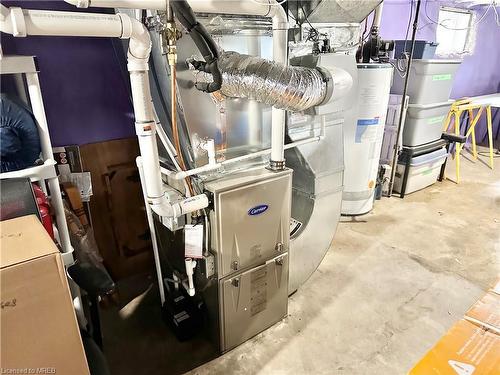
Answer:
2;1;498;147
378;0;500;147
1;1;135;147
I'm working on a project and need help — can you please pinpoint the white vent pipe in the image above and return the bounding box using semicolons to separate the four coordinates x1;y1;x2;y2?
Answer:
64;0;289;170
0;4;207;218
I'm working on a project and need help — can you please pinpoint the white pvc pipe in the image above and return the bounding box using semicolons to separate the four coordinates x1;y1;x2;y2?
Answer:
62;0;290;168
373;2;384;29
136;156;166;305
74;0;282;20
0;4;175;220
247;37;261;146
65;0;167;9
190;0;284;20
183;258;196;297
22;9;123;37
189;0;289;167
129;71;163;201
173;132;324;180
269;7;288;166
0;4;9;21
271;109;286;163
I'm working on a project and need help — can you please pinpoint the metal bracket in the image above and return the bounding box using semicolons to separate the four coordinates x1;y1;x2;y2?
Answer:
267;160;286;172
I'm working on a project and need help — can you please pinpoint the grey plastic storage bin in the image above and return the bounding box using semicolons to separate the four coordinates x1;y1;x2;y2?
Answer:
403;101;452;147
391;59;461;104
393;40;438;59
393;147;448;194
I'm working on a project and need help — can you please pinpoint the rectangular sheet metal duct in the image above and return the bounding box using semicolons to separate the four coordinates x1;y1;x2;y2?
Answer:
290;0;383;24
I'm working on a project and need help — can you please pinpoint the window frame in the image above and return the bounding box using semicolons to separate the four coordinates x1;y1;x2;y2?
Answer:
435;6;474;57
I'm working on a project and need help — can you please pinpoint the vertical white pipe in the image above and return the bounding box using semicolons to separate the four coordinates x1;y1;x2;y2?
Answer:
136;156;166;305
1;5;172;218
129;71;165;201
188;0;289;168
247;37;261;146
184;258;196;296
270;12;288;167
60;0;290;169
25;72;72;255
373;2;384;29
271;109;285;164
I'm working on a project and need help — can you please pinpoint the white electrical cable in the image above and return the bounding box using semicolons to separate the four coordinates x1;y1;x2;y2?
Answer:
494;3;500;25
421;0;498;31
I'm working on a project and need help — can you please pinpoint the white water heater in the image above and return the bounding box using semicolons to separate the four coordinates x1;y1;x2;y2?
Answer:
341;64;393;216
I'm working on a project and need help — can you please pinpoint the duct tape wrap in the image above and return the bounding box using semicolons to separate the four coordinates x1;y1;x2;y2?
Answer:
217;52;328;112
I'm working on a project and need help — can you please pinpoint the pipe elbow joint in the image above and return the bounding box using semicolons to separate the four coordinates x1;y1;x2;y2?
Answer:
119;14;151;71
0;6;26;37
150;195;174;218
268;3;288;29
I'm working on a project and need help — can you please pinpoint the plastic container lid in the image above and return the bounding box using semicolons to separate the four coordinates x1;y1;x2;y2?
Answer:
409;147;447;167
407;100;454;110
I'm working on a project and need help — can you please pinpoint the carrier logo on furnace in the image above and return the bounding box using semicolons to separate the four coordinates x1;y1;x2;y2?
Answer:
248;204;269;216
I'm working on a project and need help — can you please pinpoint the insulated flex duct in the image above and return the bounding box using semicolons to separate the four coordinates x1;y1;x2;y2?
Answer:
216;52;329;112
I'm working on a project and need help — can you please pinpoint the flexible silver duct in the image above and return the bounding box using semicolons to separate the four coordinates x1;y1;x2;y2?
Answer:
217;51;328;112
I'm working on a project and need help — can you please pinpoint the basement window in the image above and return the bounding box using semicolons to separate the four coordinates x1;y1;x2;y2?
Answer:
435;7;473;56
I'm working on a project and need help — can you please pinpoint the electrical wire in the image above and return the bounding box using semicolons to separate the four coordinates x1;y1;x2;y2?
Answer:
494;4;500;26
389;0;415;78
299;0;320;42
422;0;497;31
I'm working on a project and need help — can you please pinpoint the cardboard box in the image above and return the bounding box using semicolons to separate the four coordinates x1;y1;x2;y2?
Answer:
410;288;500;374
465;292;500;333
1;215;89;375
409;319;499;374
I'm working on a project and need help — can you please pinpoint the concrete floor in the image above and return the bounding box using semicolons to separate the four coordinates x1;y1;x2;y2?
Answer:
103;152;500;375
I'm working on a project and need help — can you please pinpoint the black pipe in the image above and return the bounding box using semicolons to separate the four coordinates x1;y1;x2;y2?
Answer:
170;0;222;92
389;0;422;197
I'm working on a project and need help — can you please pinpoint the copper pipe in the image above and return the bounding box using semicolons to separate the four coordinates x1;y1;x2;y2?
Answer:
165;5;194;196
170;63;195;196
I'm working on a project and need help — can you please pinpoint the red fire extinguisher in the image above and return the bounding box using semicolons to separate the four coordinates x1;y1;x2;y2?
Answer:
32;183;55;239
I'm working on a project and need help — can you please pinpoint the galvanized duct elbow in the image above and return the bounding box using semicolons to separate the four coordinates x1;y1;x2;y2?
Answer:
216;52;329;112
